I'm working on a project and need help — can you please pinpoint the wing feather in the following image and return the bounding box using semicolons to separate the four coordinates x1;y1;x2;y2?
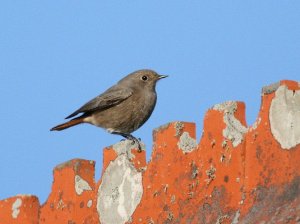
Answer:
65;86;133;119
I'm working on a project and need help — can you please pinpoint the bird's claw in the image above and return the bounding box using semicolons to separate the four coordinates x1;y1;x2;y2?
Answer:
120;134;142;153
131;139;142;153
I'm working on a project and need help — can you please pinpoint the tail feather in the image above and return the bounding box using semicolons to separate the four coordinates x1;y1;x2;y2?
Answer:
50;117;85;131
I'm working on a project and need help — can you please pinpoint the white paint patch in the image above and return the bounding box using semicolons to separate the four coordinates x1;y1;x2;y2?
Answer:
249;117;261;131
231;210;240;224
270;85;300;149
177;132;197;153
213;101;248;147
74;175;92;195
261;81;280;95
12;198;22;219
87;200;93;208
97;154;143;224
174;121;184;137
112;140;145;159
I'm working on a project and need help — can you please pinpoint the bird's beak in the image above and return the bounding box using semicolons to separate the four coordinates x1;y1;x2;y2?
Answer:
158;75;168;79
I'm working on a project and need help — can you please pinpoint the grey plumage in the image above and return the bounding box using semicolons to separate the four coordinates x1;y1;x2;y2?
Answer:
50;69;167;151
65;87;133;119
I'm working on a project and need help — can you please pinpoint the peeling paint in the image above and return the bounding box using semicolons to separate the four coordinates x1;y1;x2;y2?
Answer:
170;195;176;204
54;159;95;173
191;163;198;179
2;81;300;224
249;117;261;131
216;215;229;224
87;200;93;208
262;81;280;95
55;160;74;170
177;132;197;153
205;165;216;185
211;139;216;148
97;154;143;224
154;123;170;132
231;210;240;224
220;154;226;163
221;140;228;149
12;198;22;219
174;121;184;137
112;140;145;160
74;175;92;195
270;85;300;149
56;199;66;209
213;101;248;147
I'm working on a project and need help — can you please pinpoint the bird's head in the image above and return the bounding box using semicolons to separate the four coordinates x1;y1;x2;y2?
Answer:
119;69;168;90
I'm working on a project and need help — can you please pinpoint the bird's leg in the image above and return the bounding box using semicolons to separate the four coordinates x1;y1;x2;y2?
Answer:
121;133;142;152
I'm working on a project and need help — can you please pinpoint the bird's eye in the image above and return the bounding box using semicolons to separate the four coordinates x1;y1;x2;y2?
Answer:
141;75;148;81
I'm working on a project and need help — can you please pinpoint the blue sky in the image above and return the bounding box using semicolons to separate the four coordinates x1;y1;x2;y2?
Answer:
0;1;299;203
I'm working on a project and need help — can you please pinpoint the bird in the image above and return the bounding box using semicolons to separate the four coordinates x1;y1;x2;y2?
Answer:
50;69;167;152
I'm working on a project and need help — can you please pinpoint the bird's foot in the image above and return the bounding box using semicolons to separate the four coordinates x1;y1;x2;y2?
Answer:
135;141;142;153
121;134;142;152
129;137;142;153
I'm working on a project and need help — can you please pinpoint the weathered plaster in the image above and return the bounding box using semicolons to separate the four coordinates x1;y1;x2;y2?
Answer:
74;175;92;195
270;85;300;149
174;121;184;137
97;154;143;224
87;200;93;208
262;82;280;95
177;131;197;153
213;101;248;147
11;198;22;219
113;140;145;160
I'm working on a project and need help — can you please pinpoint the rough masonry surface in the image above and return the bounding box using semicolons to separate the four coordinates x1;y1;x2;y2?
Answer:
0;80;299;224
270;85;300;149
97;154;143;224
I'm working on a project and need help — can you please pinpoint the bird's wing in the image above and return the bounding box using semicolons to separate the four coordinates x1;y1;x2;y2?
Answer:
65;86;133;119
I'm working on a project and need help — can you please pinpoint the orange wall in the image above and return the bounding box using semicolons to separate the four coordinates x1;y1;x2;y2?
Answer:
1;80;299;224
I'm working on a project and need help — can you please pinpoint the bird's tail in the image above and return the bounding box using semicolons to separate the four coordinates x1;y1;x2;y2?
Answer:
50;117;85;131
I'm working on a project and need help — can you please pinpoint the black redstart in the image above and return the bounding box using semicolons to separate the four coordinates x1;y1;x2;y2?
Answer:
50;69;167;151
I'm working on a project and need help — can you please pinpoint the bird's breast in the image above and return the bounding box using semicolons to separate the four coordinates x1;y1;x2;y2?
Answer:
89;91;157;134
